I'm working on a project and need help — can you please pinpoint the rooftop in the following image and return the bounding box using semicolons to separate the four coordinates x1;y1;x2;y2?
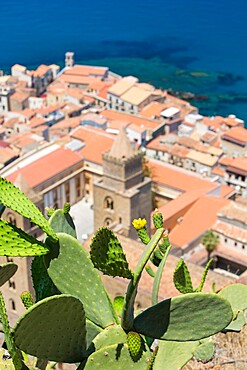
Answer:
120;86;152;106
107;77;137;96
222;126;247;145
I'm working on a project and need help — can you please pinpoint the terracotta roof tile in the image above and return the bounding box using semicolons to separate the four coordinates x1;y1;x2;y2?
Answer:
7;147;83;188
222;127;247;145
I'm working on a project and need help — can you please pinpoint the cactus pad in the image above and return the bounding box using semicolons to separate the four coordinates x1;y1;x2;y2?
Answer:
48;232;117;328
224;310;245;332
173;259;194;294
48;208;76;238
194;338;215;362
218;283;247;311
0;177;57;241
113;296;124;316
83;343;151;370
137;228;150;245
0;219;50;256
31;256;56;302
134;293;233;341
13;295;87;363
93;325;127;351
0;263;18;287
196;258;213;292
90;227;133;279
153;340;199;370
86;319;103;350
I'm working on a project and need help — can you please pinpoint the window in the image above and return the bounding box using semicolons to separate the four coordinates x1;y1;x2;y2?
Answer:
104;196;114;210
224;238;228;243
6;256;13;263
234;242;237;247
75;176;81;197
8;280;16;290
65;182;70;203
104;218;113;227
242;245;245;250
9;299;16;311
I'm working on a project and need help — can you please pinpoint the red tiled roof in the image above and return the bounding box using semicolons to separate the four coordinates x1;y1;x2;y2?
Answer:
101;110;160;130
169;195;230;248
148;160;217;193
7;147;83;188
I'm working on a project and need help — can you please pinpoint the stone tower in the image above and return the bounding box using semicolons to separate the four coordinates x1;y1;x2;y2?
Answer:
93;128;152;239
65;51;75;68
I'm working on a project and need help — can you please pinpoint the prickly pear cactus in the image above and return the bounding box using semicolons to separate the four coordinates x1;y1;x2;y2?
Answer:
134;293;233;341
31;256;56;302
0;219;49;256
127;332;142;359
20;291;34;310
82;343;152;370
193;338;215;363
48;208;77;238
0;263;18;287
92;325;127;351
153;340;199;370
13;295;87;363
152;210;163;229
113;296;124;316
0;177;57;241
173;259;194;294
48;232;117;328
90;227;133;279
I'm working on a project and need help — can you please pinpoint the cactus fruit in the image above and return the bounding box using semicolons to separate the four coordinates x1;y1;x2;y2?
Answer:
137;228;150;245
13;295;87;363
127;332;142;359
63;202;71;214
152;210;163;229
0;263;18;287
83;343;151;370
0;177;57;241
134;293;233;341
48;232;117;328
153;340;199;370
132;218;150;244
90;227;133;279
20;291;34;310
45;207;55;217
173;259;194;294
0;219;50;257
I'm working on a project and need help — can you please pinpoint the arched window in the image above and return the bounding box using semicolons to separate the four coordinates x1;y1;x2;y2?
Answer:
104;196;114;210
104;218;113;227
6;212;17;226
9;298;16;311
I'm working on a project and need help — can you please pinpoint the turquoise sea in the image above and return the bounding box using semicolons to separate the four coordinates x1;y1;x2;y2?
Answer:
1;0;247;123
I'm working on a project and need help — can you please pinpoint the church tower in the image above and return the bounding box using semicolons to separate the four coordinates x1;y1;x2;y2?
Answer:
93;128;152;239
65;52;75;68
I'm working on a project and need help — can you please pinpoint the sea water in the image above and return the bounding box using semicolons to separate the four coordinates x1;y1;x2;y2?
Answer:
1;0;247;123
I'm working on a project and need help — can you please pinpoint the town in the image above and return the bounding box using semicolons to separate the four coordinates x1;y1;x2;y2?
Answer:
0;52;246;325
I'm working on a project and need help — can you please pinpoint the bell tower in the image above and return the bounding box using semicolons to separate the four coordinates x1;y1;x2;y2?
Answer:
93;128;152;239
65;52;75;68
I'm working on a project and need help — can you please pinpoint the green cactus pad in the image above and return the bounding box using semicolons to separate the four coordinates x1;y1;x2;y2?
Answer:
0;219;50;256
13;295;87;363
218;283;247;311
153;340;199;370
194;338;215;362
48;208;76;238
196;259;213;292
134;293;233;341
173;259;194;294
83;343;152;370
90;227;133;279
93;325;127;351
31;256;56;302
86;319;103;350
0;177;57;241
0;263;18;287
48;232;117;328
224;310;245;332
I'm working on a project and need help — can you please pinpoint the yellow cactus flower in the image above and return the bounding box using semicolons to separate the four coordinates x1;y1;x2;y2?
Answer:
132;218;147;230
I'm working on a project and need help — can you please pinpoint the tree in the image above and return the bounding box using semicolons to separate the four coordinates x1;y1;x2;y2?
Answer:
201;230;219;262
